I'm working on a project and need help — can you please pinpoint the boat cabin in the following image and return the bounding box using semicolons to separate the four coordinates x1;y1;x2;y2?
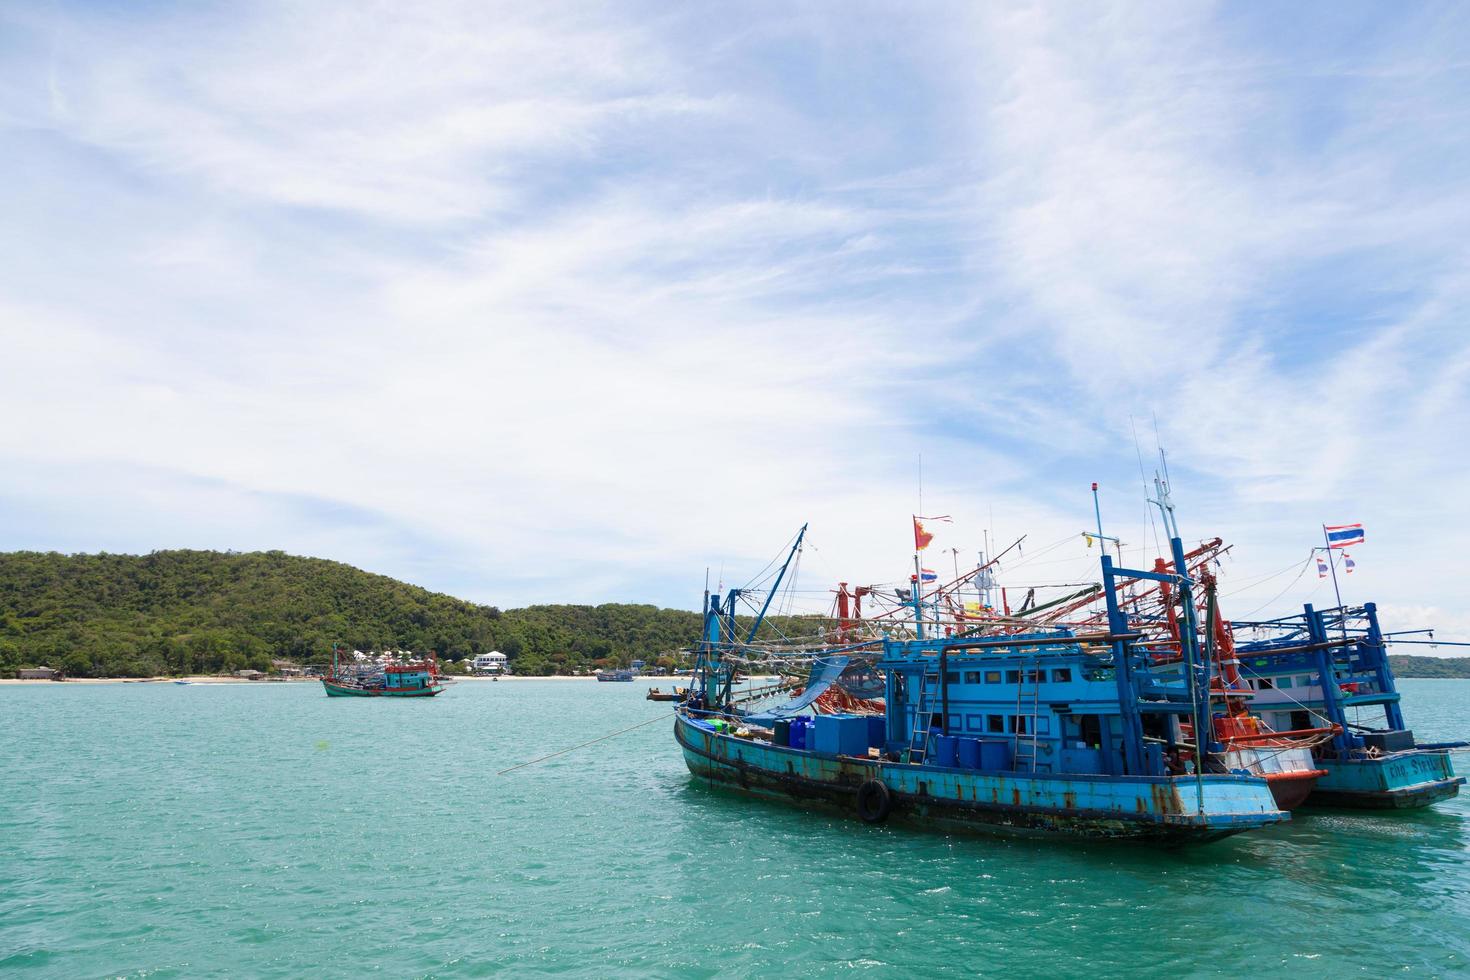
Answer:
876;631;1204;778
384;665;436;692
1230;602;1411;756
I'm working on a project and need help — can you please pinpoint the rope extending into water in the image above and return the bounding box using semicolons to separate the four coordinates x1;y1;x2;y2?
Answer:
496;712;675;776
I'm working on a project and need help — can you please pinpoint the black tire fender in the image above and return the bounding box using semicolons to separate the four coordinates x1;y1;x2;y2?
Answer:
856;779;893;824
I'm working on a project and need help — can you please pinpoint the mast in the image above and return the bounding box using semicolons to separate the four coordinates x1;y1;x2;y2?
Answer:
1320;525;1349;640
912;555;926;640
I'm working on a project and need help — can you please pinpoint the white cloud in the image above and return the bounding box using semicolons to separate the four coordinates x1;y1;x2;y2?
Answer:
1;1;1467;643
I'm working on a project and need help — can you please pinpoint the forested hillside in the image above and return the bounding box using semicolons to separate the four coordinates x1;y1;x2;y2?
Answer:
1388;655;1470;679
15;549;1457;682
0;550;712;678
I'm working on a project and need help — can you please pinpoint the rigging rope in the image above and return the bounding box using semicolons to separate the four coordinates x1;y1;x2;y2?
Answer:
496;712;674;775
1236;554;1316;619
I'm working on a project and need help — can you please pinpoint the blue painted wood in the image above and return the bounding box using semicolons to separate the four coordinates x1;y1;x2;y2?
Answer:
676;715;1285;843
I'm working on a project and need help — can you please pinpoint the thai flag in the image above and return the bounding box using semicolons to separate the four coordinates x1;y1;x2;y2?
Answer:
1343;552;1355;574
920;568;938;582
1316;556;1329;579
1324;523;1365;549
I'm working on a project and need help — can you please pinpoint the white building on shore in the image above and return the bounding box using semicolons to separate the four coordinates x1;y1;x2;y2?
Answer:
470;651;509;675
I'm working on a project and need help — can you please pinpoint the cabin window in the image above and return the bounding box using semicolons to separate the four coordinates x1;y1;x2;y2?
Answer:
1257;677;1275;690
987;715;1005;733
946;672;961;684
963;671;981;684
1290;710;1312;731
1007;716;1030;735
1051;668;1072;683
1034;716;1051;735
1079;714;1102;749
966;714;985;732
1005;670;1020;684
1277;676;1293;689
1297;675;1313;687
1026;669;1043;684
984;671;1001;684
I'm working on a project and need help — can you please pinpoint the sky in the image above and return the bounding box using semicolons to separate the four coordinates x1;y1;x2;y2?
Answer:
2;2;1468;645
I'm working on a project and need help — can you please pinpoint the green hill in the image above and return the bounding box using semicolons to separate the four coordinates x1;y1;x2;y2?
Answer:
1388;655;1470;679
0;550;709;678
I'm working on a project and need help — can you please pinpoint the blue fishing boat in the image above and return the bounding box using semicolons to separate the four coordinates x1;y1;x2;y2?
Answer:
1228;603;1465;808
676;519;1289;844
322;647;445;697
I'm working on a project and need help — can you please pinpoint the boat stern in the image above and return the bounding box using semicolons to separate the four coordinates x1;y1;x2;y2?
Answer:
1311;750;1464;809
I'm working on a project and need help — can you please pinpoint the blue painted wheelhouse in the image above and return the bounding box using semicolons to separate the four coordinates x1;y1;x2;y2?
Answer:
1229;602;1464;808
675;526;1288;844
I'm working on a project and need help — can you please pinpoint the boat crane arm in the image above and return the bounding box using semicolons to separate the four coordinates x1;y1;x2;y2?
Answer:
746;523;807;643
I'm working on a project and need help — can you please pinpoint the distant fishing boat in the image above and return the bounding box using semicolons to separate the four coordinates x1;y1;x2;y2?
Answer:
597;660;644;682
647;686;686;702
322;647;445;698
676;512;1290;845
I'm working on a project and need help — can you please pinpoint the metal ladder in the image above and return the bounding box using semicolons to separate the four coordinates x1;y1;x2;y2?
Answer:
907;671;938;764
1013;662;1041;772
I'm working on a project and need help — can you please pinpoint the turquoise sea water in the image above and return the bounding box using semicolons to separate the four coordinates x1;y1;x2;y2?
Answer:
3;679;1468;977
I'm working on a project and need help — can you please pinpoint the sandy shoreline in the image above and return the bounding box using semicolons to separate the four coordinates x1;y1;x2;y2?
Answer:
1;675;292;685
2;673;771;686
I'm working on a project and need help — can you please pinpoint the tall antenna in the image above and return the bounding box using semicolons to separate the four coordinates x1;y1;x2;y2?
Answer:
1131;415;1163;558
1149;453;1181;541
918;451;924;516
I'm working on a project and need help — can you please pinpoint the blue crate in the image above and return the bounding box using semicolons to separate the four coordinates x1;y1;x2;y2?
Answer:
812;714;870;757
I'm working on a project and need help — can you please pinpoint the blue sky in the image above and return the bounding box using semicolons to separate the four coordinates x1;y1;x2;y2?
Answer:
2;2;1468;642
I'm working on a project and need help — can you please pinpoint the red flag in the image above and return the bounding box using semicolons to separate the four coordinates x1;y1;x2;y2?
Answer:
914;517;934;551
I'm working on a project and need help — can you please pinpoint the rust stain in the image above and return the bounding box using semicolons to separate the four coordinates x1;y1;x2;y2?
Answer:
1063;790;1076;810
1011;788;1022;807
1148;782;1176;815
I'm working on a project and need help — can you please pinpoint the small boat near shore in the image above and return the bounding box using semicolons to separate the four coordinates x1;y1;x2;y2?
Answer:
597;660;644;682
647;686;687;702
322;648;445;698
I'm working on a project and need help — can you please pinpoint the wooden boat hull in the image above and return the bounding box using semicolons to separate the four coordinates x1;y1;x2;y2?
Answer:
1262;770;1324;811
1218;745;1326;811
675;715;1286;844
322;679;442;697
1306;751;1464;809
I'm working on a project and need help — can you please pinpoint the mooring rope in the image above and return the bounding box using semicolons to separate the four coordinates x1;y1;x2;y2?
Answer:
496;712;674;776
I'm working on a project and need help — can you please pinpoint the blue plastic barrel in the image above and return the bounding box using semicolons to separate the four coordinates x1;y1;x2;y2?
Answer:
979;739;1012;771
790;718;807;750
933;735;959;767
957;737;981;769
866;715;887;750
772;719;791;747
